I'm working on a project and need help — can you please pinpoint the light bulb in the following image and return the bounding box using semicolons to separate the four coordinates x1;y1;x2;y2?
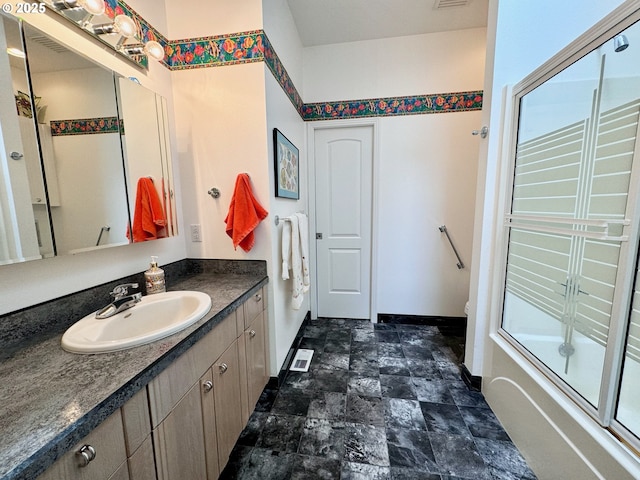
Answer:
78;0;105;16
144;41;164;61
114;15;137;39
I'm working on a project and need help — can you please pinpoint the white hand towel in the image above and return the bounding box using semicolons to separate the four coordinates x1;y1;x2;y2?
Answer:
295;212;310;292
289;214;304;310
281;218;292;280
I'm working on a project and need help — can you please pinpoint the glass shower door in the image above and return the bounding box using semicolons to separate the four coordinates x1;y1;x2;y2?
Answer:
501;38;640;408
617;265;640;437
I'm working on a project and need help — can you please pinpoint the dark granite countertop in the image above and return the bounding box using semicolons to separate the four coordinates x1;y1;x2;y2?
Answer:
0;269;268;480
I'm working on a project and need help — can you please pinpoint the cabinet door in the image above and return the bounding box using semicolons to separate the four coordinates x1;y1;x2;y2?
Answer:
148;313;237;428
153;383;207;480
246;310;269;412
37;410;127;480
200;369;220;480
213;340;243;469
243;288;264;329
127;436;155;480
121;389;154;480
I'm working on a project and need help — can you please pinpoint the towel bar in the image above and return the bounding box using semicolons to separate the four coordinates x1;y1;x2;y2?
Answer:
275;212;306;226
275;215;292;226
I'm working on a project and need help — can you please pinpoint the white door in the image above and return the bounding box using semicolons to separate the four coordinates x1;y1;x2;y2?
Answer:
314;125;373;319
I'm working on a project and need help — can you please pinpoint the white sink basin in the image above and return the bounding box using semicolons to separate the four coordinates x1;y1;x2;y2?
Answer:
61;291;212;354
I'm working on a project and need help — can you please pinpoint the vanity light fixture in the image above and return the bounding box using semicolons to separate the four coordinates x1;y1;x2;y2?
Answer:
122;40;164;61
78;0;105;16
143;40;164;61
113;14;137;39
52;0;105;16
92;14;137;46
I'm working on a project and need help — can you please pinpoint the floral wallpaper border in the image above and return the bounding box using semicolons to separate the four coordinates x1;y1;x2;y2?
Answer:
301;92;484;121
50;117;122;136
263;34;304;114
110;0;483;120
166;31;265;70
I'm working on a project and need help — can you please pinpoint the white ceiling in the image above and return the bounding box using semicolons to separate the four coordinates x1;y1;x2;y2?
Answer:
287;0;489;47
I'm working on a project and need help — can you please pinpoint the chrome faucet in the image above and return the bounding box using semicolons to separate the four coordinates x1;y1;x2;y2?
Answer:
95;283;142;319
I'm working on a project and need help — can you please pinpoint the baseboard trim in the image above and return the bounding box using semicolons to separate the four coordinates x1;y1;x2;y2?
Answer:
277;310;311;386
378;313;467;328
461;363;482;391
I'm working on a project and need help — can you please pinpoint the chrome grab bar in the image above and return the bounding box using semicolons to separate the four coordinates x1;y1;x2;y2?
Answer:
438;225;464;269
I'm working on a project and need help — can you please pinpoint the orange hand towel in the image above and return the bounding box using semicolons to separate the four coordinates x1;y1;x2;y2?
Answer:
225;174;268;252
130;177;166;242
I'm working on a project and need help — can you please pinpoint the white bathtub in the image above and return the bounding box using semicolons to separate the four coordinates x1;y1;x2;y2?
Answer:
503;292;605;406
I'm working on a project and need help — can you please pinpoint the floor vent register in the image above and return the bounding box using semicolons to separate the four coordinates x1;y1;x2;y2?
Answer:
289;349;314;372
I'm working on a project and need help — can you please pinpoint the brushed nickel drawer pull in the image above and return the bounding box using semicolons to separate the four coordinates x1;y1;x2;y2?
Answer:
202;380;213;392
249;330;257;338
77;444;96;467
254;294;262;302
219;363;228;374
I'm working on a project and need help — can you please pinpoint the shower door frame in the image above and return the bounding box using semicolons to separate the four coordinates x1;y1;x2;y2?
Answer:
493;2;640;453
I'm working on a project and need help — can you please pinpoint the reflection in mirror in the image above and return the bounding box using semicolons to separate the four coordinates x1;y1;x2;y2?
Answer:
117;77;166;242
157;94;178;237
0;13;54;264
116;79;178;242
23;22;131;254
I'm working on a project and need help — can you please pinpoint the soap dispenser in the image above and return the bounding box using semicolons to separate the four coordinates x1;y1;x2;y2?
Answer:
145;256;166;294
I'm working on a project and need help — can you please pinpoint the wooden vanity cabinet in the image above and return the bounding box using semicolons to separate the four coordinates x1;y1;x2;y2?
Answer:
148;310;247;479
39;286;270;480
237;288;269;423
38;388;155;480
37;410;129;480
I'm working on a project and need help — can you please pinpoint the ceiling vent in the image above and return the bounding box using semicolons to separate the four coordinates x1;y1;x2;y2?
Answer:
434;0;471;9
28;35;68;54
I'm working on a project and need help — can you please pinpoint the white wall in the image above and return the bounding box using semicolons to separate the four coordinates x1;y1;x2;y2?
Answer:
263;0;309;372
304;28;486;101
171;0;310;375
470;0;640;478
303;29;486;317
0;2;185;315
165;0;262;38
376;111;480;316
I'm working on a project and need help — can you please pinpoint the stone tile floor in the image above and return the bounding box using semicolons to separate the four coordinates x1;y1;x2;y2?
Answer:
220;318;537;480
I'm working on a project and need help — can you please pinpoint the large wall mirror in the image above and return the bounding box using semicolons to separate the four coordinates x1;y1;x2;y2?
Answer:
0;11;176;265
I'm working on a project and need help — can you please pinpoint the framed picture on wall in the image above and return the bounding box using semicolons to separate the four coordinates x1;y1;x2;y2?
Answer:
273;128;299;199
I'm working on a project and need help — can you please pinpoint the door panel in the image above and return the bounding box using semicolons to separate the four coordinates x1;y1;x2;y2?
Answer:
315;126;373;319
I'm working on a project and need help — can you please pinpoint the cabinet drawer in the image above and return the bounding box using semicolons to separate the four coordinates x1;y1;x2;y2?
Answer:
243;288;265;329
37;410;127;480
